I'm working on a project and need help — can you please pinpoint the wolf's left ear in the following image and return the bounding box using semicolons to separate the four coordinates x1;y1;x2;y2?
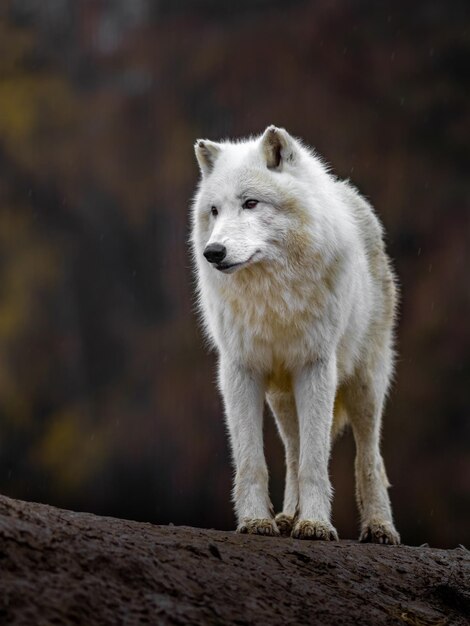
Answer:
194;139;221;177
260;125;296;170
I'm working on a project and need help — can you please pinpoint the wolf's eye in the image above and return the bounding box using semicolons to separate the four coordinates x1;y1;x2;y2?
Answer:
210;206;218;217
243;199;258;209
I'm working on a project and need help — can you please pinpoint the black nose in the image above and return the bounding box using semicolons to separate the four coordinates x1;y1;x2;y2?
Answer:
203;243;227;264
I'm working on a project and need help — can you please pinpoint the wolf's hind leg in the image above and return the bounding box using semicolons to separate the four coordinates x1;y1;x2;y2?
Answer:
267;390;299;536
344;367;400;545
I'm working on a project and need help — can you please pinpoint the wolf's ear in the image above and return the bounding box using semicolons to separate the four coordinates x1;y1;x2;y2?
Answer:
194;139;221;177
260;125;296;170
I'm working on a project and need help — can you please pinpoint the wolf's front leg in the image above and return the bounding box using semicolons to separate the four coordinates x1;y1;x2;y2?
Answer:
292;358;338;540
219;358;279;536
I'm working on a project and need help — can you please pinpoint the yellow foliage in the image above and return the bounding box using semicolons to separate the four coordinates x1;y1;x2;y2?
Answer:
0;21;36;74
0;212;59;337
0;21;79;172
0;210;60;407
33;405;108;493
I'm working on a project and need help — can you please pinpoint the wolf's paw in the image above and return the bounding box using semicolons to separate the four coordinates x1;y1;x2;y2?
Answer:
275;513;295;537
237;518;280;537
292;519;338;541
359;521;400;545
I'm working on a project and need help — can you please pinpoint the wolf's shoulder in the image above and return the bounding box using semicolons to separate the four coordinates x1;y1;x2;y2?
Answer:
334;178;386;249
334;177;396;313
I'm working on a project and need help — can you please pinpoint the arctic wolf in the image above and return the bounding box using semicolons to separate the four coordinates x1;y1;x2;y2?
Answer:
191;126;400;544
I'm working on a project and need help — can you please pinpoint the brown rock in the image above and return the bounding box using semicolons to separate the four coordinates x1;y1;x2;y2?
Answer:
0;495;469;625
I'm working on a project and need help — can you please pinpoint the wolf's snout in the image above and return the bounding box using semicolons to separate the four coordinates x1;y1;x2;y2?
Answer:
204;243;227;264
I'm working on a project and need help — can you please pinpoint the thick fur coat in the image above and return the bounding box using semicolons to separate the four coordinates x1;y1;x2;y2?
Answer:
190;126;400;543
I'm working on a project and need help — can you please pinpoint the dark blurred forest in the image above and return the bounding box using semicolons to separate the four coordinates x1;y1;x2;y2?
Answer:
0;0;468;548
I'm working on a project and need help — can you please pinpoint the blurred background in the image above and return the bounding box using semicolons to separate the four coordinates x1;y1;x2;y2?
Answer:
0;0;468;548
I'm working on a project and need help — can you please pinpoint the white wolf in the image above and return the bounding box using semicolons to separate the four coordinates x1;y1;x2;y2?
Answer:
190;126;400;544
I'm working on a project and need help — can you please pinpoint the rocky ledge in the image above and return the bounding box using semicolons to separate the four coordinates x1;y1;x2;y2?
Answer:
0;495;469;625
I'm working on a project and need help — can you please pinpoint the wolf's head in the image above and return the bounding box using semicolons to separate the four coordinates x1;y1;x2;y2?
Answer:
192;126;316;274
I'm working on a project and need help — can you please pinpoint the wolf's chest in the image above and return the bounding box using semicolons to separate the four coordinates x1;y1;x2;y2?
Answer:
217;277;325;368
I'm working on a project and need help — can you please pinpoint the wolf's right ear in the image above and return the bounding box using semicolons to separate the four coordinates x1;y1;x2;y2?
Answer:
194;139;221;177
260;125;296;170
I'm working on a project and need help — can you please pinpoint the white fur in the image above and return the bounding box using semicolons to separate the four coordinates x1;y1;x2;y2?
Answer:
190;126;400;543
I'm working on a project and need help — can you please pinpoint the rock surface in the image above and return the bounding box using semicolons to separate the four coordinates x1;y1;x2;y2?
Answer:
0;495;469;625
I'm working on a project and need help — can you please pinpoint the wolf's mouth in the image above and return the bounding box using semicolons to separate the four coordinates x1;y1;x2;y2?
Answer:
215;262;243;273
215;251;260;274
